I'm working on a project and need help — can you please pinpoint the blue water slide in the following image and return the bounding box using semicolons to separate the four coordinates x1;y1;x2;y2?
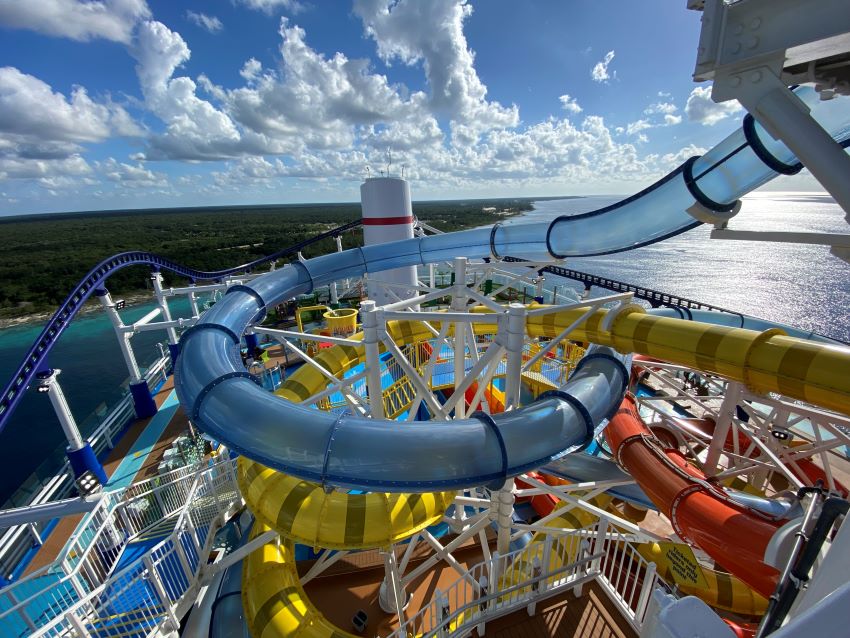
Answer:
174;88;849;491
0;221;361;433
175;89;850;492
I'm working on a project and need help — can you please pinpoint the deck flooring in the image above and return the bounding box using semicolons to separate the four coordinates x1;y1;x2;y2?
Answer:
301;531;635;638
480;582;636;638
22;378;187;575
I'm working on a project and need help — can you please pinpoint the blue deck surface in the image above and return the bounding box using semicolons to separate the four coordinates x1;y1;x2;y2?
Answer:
107;391;179;490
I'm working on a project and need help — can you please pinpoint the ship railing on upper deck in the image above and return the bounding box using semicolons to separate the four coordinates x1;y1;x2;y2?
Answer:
0;354;170;581
0;453;239;637
385;517;662;638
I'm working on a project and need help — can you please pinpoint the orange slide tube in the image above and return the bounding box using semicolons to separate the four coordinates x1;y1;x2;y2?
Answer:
606;395;781;598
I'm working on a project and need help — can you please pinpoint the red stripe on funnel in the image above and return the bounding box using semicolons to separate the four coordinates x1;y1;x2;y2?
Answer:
362;215;414;226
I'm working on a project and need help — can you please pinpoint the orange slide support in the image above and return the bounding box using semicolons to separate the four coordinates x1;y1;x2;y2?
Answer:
605;395;782;598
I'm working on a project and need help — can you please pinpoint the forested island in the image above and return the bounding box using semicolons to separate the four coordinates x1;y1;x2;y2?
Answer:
0;198;539;326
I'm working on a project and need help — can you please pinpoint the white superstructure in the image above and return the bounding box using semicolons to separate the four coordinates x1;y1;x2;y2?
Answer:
360;177;418;307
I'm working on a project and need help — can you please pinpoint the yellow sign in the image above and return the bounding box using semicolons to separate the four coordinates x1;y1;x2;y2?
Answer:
639;541;709;590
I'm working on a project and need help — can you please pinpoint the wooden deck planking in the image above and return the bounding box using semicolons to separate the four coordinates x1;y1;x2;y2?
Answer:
483;582;636;638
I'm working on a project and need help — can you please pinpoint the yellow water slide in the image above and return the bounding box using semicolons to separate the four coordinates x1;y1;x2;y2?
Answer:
240;304;850;635
240;318;453;637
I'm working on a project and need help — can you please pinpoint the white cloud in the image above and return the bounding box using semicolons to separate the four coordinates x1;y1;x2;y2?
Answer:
100;157;168;187
0;0;150;43
130;21;257;160
0;154;92;185
0;67;142;148
664;113;682;126
186;10;223;34
353;0;518;132
644;102;677;116
239;58;263;82
591;50;615;83
625;119;651;135
558;94;582;114
685;85;742;125
235;0;306;14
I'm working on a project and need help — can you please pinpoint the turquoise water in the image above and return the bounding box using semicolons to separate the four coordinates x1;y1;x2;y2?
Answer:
0;298;195;505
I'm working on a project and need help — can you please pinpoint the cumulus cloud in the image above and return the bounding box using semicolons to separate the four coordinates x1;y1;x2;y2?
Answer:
644;102;677;116
186;10;223;34
353;0;518;132
0;67;142;147
130;21;256;160
558;94;582;114
235;0;306;14
685;85;742;125
100;157;168;186
591;50;615;83
239;58;263;82
625;119;651;136
0;0;150;43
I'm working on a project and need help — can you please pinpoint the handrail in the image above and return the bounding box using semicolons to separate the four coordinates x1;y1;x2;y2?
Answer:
0;220;362;434
0;354;170;578
0;456;238;634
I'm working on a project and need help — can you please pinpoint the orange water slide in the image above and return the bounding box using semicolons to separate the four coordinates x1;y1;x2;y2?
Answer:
605;395;782;598
462;381;506;414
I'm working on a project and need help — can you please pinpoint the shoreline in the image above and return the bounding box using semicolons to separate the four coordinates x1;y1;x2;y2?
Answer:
0;197;584;332
0;291;156;331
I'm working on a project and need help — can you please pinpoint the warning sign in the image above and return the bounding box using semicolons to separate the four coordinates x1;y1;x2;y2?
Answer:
638;542;709;589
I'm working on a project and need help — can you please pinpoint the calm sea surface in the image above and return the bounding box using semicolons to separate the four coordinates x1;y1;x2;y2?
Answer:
0;193;847;502
522;192;850;343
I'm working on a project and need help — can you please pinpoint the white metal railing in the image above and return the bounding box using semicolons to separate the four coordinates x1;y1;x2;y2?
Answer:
384;518;662;638
386;527;597;638
0;356;169;580
592;520;660;632
0;455;238;637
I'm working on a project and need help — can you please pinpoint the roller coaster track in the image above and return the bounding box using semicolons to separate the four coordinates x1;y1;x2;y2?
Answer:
0;219;362;432
501;256;739;315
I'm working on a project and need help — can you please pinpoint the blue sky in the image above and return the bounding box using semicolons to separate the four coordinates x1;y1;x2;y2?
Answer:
0;0;819;215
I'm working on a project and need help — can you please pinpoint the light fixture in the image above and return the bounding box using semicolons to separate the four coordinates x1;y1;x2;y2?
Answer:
75;470;101;496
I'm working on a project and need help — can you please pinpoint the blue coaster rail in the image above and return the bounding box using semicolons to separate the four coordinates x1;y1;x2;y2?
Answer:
0;220;362;434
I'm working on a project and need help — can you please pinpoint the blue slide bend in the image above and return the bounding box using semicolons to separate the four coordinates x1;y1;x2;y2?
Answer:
175;87;849;492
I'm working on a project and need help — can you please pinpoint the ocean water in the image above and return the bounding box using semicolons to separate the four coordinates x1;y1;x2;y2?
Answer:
520;192;850;343
0;193;847;504
0;298;195;505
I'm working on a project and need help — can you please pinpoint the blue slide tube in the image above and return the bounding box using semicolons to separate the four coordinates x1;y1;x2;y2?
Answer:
175;91;849;492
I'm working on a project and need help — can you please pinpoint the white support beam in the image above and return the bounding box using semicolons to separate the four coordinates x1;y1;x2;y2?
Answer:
379;333;446;418
361;301;384;419
300;548;350;585
401;514;489;586
406;322;452;421
421;530;479;589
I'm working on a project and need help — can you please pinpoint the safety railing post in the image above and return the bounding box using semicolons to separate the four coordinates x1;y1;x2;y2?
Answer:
143;554;180;629
451;257;468;418
635;561;657;628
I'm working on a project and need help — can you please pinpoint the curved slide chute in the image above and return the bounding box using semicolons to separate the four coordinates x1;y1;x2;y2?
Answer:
243;523;361;638
174;88;850;494
238;460;454;551
606;395;785;598
167;88;850;636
